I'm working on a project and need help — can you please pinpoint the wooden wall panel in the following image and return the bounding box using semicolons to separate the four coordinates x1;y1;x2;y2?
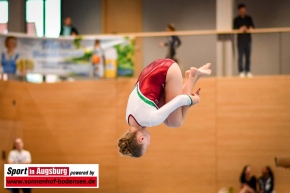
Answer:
0;81;25;120
0;81;24;192
1;76;290;193
216;76;290;193
102;0;142;33
19;80;117;193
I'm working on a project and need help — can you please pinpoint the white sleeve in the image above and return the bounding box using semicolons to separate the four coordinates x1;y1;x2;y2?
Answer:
25;151;32;163
149;95;192;127
8;151;15;163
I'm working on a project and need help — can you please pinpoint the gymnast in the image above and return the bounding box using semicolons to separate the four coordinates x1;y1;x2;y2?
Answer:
118;59;211;157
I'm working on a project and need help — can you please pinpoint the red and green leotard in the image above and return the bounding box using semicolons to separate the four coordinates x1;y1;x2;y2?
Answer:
126;59;193;127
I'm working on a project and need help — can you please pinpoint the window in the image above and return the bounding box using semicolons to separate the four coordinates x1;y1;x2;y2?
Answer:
45;0;61;37
0;0;8;33
26;0;44;36
26;0;61;37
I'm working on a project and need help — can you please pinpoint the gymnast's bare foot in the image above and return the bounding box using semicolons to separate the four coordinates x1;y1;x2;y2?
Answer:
185;70;190;81
197;63;211;77
189;63;212;77
189;67;200;77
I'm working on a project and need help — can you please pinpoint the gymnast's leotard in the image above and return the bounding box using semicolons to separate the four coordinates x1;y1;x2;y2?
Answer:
126;59;193;127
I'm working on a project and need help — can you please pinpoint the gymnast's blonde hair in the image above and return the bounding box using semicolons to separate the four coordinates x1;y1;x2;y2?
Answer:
118;131;144;158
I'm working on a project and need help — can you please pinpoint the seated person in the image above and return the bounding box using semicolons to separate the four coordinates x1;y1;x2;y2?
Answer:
240;165;257;193
8;138;32;193
258;166;274;193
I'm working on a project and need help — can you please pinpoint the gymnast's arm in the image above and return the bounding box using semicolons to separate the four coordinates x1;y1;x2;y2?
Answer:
149;94;194;127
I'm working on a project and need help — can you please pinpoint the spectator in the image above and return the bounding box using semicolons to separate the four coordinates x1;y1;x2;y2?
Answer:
59;17;79;36
258;166;275;193
0;36;19;76
233;3;255;78
8;138;32;193
159;23;181;62
240;165;257;193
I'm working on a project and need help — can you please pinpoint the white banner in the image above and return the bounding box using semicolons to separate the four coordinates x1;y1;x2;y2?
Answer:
0;33;135;78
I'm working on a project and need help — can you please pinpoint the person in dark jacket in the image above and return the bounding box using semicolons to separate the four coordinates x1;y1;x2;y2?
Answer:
60;17;79;36
233;4;255;78
258;166;274;193
159;23;181;62
240;165;257;193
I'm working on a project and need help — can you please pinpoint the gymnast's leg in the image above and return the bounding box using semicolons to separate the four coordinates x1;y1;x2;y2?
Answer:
164;62;211;127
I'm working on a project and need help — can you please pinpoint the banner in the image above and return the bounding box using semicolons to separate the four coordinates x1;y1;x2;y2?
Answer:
0;33;135;78
4;164;99;188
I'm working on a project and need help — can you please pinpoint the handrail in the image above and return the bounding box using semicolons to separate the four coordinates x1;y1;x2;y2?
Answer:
2;27;290;40
100;27;290;37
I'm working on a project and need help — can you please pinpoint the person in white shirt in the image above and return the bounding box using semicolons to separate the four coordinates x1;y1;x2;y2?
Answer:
8;138;31;164
8;138;31;193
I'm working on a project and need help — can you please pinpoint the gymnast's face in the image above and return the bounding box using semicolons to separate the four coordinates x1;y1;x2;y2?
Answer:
136;129;151;152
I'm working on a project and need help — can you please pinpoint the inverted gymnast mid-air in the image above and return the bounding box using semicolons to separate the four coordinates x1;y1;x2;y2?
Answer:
118;59;211;157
